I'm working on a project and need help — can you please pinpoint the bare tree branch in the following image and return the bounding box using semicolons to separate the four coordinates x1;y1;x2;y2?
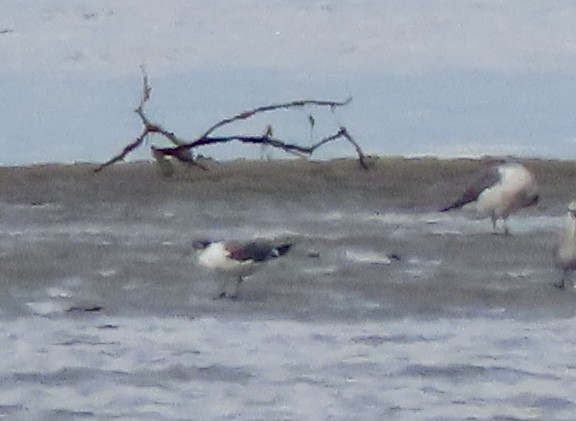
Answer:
153;127;369;169
199;97;352;139
95;68;201;173
94;127;149;173
95;68;369;174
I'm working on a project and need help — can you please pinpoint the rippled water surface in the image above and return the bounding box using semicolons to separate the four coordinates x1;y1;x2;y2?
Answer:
2;316;576;420
0;163;575;419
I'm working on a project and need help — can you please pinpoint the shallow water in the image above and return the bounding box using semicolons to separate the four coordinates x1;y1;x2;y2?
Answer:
0;165;575;419
2;316;576;420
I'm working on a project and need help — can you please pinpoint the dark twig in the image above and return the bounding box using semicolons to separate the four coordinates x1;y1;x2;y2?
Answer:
95;68;368;174
154;127;369;169
94;127;149;173
199;98;352;139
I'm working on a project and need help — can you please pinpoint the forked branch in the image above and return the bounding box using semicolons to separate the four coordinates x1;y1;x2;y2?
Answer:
95;68;369;174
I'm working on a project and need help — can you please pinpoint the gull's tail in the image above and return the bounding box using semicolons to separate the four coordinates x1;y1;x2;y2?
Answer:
439;200;465;212
273;243;293;257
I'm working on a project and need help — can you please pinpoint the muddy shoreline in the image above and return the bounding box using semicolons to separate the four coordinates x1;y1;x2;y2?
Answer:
1;156;574;213
1;156;575;321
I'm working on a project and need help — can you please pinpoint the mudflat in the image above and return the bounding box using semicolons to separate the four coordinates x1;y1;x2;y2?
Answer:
2;156;573;211
0;156;574;321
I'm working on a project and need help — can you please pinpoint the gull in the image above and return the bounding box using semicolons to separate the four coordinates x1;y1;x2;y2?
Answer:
193;239;293;299
554;200;576;289
440;162;539;234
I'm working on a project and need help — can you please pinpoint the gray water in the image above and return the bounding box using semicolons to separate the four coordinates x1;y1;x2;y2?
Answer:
0;190;575;420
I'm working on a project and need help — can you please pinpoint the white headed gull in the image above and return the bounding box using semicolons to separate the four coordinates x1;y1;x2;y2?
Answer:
440;162;539;234
193;239;293;299
554;200;576;289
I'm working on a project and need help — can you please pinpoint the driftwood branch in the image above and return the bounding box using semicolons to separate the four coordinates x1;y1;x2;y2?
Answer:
95;68;369;174
199;97;352;139
152;127;366;166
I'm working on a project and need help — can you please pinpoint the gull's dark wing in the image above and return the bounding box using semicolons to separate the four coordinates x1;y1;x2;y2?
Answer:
440;166;501;212
227;242;292;262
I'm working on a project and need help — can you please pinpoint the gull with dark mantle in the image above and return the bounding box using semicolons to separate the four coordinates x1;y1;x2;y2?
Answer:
554;200;576;289
440;162;539;234
193;239;293;299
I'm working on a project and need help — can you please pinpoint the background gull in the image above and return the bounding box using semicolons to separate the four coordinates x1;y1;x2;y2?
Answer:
440;162;539;234
554;200;576;289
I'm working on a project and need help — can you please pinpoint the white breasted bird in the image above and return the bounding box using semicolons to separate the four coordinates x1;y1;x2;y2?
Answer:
554;200;576;289
440;162;539;234
193;239;293;299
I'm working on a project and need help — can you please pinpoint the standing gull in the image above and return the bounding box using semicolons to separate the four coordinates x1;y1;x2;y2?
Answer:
440;162;539;234
193;239;293;299
554;200;576;289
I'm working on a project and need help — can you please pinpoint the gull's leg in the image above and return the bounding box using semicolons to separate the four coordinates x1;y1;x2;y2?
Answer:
491;214;510;235
554;269;569;289
503;218;510;236
491;213;498;234
228;276;244;300
565;270;574;289
216;278;231;299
